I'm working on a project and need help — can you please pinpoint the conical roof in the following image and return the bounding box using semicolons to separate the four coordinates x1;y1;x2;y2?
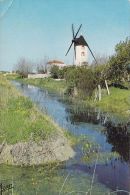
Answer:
75;35;88;46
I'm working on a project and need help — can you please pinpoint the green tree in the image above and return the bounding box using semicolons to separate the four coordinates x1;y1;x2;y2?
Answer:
108;37;130;82
50;65;59;79
65;66;97;97
93;64;108;87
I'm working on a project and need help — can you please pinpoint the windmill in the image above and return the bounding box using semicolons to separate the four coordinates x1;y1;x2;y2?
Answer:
65;24;97;66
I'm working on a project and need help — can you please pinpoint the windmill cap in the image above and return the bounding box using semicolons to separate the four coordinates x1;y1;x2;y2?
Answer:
75;35;88;46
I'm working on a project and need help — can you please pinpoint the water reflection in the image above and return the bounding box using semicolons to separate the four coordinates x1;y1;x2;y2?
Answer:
66;106;106;125
66;104;130;163
104;122;130;162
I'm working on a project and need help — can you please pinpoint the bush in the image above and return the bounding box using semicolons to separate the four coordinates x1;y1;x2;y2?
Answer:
65;66;97;97
50;65;59;79
50;66;69;79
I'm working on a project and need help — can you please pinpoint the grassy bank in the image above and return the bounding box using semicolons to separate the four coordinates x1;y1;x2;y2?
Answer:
96;87;130;115
12;76;66;94
0;75;64;144
6;74;130;115
25;78;66;93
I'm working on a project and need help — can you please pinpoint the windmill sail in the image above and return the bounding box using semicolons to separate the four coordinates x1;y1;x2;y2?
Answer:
86;41;98;65
65;24;82;56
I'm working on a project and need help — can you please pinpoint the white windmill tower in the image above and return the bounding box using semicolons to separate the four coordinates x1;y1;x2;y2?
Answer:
65;24;97;66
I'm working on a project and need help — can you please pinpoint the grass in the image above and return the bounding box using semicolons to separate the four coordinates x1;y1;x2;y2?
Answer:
1;72;21;80
0;75;63;144
5;73;66;94
96;87;130;115
18;77;66;94
0;164;110;195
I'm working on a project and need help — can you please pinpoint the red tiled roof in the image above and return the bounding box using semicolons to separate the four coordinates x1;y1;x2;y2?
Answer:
47;60;64;65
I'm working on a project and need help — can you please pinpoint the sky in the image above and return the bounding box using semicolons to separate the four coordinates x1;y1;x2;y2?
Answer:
0;0;130;71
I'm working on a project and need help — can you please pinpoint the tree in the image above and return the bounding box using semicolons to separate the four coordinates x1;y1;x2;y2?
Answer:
36;56;49;74
77;67;96;97
65;66;97;97
93;64;108;87
50;65;59;79
108;37;130;82
14;58;33;78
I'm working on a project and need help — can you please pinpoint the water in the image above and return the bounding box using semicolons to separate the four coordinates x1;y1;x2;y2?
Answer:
1;81;130;195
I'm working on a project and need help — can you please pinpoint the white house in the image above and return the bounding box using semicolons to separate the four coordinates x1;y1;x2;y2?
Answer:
47;60;66;67
47;60;66;72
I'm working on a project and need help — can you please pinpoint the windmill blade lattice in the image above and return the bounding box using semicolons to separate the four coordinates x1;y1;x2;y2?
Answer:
73;24;82;40
72;24;75;39
65;24;82;56
86;41;98;65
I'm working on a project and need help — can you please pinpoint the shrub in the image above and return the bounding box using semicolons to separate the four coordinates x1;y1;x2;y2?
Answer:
65;66;97;97
50;65;59;79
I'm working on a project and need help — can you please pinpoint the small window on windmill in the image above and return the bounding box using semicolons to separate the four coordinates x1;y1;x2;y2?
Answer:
81;45;85;50
81;52;85;56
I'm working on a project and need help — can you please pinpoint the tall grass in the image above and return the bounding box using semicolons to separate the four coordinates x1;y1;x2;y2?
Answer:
96;87;130;114
0;75;60;144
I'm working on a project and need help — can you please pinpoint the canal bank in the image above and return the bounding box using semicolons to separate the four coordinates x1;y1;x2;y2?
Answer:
0;76;74;165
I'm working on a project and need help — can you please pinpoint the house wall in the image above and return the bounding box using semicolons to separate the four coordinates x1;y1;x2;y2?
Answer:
47;63;66;73
28;73;50;79
75;45;88;66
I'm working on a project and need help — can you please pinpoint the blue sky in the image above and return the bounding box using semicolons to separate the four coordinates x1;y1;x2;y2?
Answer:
0;0;130;70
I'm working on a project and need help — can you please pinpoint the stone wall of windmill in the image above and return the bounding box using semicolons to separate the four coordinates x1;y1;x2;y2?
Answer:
75;45;88;66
